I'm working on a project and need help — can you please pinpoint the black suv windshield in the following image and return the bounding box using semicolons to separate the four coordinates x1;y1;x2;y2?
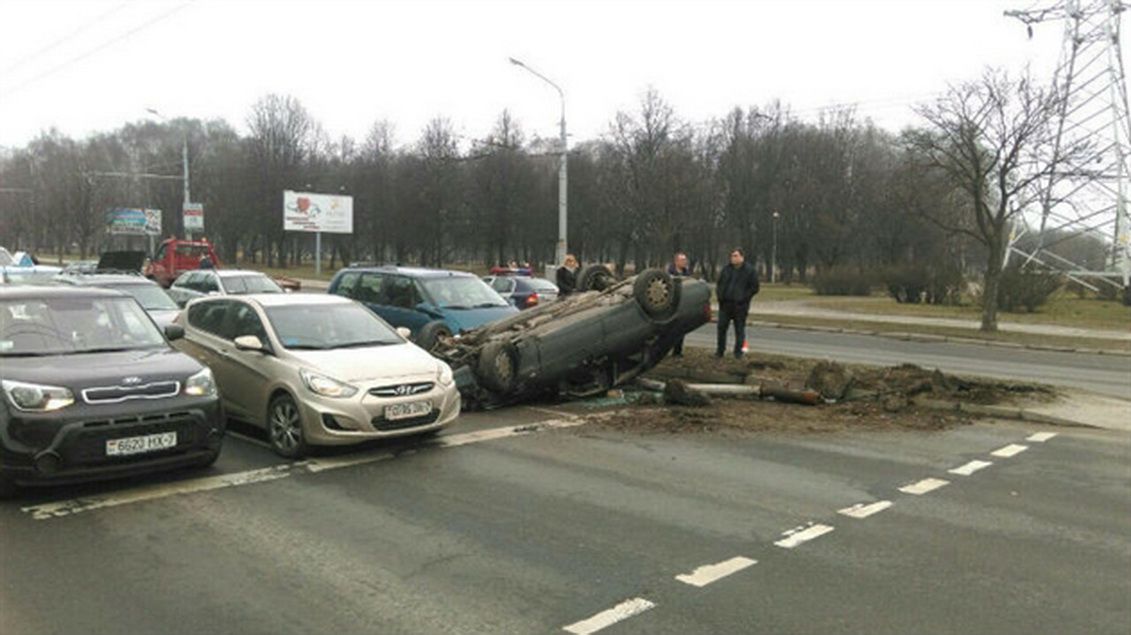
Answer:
265;303;402;350
0;297;167;357
421;277;508;308
112;284;179;311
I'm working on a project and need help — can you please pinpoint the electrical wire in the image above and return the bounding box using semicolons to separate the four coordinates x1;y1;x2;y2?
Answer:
1;1;133;75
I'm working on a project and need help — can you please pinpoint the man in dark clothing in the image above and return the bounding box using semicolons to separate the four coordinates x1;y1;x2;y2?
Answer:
556;254;579;296
716;247;760;358
667;252;691;357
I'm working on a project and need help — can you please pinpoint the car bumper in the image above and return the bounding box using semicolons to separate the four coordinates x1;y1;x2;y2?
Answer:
0;397;225;487
298;380;461;446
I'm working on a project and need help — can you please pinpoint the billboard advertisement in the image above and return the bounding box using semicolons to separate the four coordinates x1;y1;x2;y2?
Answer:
183;203;204;231
106;208;162;236
283;190;353;234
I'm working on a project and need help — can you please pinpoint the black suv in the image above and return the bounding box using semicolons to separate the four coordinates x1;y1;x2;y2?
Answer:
0;286;225;497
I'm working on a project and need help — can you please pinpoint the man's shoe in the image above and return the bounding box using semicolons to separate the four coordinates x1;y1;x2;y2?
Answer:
714;351;724;359
734;351;744;359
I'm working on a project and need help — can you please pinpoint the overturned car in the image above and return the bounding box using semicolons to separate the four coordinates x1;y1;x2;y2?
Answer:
420;266;711;408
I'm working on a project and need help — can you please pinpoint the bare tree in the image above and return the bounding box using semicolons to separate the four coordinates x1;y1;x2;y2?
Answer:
906;69;1089;331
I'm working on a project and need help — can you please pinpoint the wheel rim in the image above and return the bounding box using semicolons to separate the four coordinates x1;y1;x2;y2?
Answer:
270;400;301;451
494;352;513;383
646;278;672;308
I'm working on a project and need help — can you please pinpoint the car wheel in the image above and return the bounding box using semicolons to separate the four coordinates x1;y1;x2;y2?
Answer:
415;320;453;353
633;268;680;320
476;340;519;394
268;393;308;459
576;264;616;292
0;474;18;500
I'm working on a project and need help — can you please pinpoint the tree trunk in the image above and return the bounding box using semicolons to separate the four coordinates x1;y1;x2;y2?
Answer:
980;256;1002;332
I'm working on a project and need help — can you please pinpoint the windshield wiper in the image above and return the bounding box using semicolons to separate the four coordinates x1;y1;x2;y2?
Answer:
285;344;328;350
74;346;146;355
472;302;505;308
443;305;471;310
330;340;397;349
0;351;54;358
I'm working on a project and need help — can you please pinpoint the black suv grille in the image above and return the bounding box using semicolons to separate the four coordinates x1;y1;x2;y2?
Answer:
82;381;180;404
62;411;202;464
368;382;434;398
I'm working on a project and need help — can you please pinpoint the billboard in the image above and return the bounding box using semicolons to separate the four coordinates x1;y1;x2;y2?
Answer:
106;208;162;236
183;203;204;231
283;190;353;234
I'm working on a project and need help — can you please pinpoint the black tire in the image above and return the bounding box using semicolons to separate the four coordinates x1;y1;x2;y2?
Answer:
0;475;18;500
267;393;308;459
576;264;616;292
476;340;519;394
415;320;453;353
633;268;680;320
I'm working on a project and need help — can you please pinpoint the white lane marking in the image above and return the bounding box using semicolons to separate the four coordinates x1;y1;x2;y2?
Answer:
675;556;757;587
23;417;594;520
899;477;949;495
563;598;656;635
21;463;301;520
774;523;835;549
837;500;893;519
524;405;577;418
948;460;994;476
1026;432;1057;443
225;430;272;450
991;444;1028;458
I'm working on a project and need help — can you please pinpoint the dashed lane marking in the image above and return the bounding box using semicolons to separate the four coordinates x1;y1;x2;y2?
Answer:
675;556;758;587
22;417;592;520
899;477;950;495
838;500;893;519
991;444;1028;458
1026;432;1057;443
563;597;656;635
948;460;994;476
774;523;835;549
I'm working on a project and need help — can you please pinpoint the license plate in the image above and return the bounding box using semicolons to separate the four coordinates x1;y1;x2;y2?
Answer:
384;400;433;421
106;432;178;456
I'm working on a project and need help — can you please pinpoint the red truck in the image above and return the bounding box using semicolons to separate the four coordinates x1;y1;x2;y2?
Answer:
145;238;221;288
143;237;301;291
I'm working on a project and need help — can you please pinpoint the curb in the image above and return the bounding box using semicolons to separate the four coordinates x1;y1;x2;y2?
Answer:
915;399;1102;429
708;314;1131;358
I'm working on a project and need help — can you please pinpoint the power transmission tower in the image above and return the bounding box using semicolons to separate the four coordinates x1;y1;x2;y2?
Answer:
1005;1;1131;297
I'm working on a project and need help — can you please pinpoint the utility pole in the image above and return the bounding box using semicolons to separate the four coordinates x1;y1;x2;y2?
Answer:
1005;1;1131;298
509;57;568;265
146;108;193;240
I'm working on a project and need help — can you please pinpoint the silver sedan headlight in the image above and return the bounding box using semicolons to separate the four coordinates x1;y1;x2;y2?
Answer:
300;369;359;398
436;362;454;386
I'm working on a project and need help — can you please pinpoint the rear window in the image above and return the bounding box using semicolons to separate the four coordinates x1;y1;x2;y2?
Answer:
224;275;282;295
524;278;559;292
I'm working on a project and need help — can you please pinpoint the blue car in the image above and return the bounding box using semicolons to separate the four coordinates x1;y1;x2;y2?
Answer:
327;266;518;346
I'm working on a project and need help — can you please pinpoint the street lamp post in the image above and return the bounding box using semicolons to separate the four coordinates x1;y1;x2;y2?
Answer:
145;108;191;240
509;57;567;266
772;211;781;284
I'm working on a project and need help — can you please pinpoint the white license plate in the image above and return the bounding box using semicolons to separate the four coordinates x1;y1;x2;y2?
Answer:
384;400;433;421
106;432;178;456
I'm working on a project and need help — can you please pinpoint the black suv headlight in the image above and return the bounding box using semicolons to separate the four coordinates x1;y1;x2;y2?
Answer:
1;380;75;412
183;368;218;397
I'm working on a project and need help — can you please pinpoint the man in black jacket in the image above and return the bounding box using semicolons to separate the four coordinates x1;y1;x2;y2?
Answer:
716;247;760;358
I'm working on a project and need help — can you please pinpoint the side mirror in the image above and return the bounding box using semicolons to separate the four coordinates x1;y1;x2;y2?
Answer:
396;327;411;340
234;335;265;352
284;288;293;293
164;324;185;341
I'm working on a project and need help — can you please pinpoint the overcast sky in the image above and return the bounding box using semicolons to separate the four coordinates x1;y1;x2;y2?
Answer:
0;0;1080;149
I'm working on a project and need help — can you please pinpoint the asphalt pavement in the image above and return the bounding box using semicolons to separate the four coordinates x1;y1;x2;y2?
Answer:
1;404;1128;635
687;324;1131;399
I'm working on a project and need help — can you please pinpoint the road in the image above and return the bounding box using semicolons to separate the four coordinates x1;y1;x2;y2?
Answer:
1;405;1128;635
686;324;1131;399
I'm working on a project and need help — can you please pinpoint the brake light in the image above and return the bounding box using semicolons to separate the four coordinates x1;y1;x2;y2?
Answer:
525;294;539;307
